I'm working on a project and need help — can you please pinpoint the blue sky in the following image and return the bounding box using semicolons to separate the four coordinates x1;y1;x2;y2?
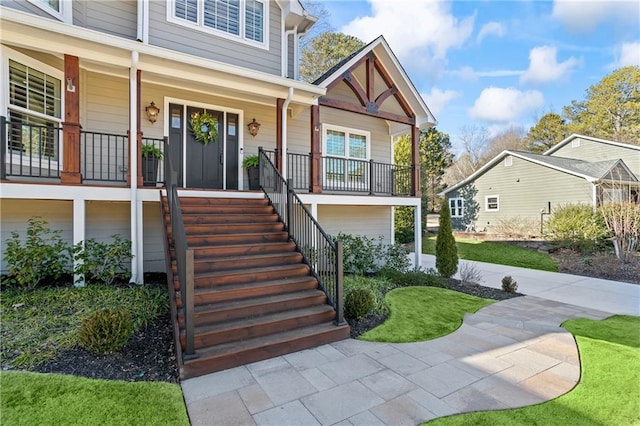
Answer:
316;0;640;148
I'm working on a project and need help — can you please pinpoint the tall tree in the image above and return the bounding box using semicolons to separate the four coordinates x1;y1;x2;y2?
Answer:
483;126;527;159
526;112;569;153
299;32;366;83
421;128;454;212
563;66;640;144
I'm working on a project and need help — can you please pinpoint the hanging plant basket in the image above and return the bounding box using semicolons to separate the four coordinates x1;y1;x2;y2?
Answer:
189;111;218;145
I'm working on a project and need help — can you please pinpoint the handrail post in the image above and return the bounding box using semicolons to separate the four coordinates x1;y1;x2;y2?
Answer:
184;248;196;357
286;178;293;231
1;116;6;180
335;240;345;325
369;159;374;195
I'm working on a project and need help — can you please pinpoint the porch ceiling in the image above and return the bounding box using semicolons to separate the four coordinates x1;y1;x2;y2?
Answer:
1;7;325;107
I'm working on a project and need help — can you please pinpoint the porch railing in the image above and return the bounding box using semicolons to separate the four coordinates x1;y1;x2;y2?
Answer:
164;137;196;358
142;136;165;186
2;118;62;179
81;130;128;182
258;147;344;325
323;156;414;196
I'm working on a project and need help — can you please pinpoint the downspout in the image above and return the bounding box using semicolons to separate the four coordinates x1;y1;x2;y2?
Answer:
129;51;140;284
281;87;294;179
136;0;143;41
284;27;297;79
142;0;149;44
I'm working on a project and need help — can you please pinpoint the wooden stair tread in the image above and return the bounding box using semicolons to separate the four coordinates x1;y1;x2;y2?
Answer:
193;289;326;314
196;251;301;263
199;263;309;278
189;322;349;361
191;304;335;335
193;276;318;295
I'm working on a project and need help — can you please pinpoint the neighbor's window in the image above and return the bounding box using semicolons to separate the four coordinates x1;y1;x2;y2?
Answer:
172;0;266;45
485;195;499;211
323;126;369;186
7;58;62;160
449;198;464;218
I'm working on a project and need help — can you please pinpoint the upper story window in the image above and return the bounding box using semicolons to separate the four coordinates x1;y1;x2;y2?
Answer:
27;0;72;23
171;0;267;47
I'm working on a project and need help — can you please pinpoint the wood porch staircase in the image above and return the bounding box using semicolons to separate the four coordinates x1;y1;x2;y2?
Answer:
162;195;350;379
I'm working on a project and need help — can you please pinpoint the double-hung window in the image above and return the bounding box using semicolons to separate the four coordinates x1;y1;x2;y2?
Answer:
7;55;62;162
323;125;370;189
172;0;266;46
449;198;464;218
485;195;499;211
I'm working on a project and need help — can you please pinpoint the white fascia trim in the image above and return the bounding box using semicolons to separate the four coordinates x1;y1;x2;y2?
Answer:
297;193;420;207
0;7;325;100
545;133;640;155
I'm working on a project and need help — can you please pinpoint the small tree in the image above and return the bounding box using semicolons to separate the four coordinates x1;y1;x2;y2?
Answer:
436;197;458;277
599;202;640;263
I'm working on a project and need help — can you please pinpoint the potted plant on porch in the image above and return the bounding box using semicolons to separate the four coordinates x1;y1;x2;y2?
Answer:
142;144;163;186
243;154;260;190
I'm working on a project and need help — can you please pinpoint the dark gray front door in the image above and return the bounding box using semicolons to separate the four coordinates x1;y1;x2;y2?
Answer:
168;104;238;190
186;106;223;189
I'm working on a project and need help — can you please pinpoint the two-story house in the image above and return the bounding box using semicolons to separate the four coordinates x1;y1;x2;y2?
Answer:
0;0;435;378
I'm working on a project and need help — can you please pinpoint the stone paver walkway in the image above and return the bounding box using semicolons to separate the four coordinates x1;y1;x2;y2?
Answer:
182;296;612;425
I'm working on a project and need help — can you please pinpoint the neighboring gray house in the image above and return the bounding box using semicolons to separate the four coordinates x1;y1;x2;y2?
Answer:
441;134;640;234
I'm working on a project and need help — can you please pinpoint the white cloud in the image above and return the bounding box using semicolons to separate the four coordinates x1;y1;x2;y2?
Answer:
552;0;640;33
469;87;544;122
477;22;506;44
614;41;640;67
341;0;474;77
451;67;523;80
520;46;580;84
421;88;461;116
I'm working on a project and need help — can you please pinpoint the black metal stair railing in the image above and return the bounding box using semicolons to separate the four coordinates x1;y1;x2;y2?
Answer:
258;147;345;325
164;137;196;358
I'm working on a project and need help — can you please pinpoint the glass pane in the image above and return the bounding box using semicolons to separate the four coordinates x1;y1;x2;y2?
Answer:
46;0;60;12
175;0;197;22
326;130;345;156
204;0;240;35
349;134;366;158
8;110;59;160
9;60;61;119
245;0;263;42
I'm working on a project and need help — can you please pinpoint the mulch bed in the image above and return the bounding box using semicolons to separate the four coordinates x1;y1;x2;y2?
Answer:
22;277;520;383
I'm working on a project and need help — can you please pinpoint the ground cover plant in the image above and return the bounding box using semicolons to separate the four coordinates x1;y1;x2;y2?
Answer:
1;284;168;369
0;371;189;426
423;235;559;272
426;315;640;425
359;287;494;343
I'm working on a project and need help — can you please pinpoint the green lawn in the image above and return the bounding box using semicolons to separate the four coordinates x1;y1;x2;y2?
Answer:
0;371;189;425
423;235;558;272
360;287;494;343
426;315;640;425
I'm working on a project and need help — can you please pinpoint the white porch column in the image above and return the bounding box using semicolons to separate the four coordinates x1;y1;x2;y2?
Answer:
73;198;85;287
129;51;141;284
414;203;422;268
136;199;144;281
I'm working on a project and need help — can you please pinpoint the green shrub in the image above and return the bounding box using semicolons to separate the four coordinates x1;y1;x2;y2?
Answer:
336;233;410;275
73;235;133;285
436;198;458;277
394;206;415;244
380;267;447;288
78;308;134;354
3;217;71;290
343;275;391;317
501;275;518;293
546;203;609;253
345;288;375;319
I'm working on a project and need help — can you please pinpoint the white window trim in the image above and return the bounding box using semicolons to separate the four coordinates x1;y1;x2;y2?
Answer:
26;0;72;24
321;123;371;188
485;195;499;212
2;46;64;168
166;0;269;50
449;197;463;218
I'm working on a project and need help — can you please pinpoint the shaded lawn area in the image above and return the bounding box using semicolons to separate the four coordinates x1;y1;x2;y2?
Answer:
426;315;640;425
423;235;558;272
0;371;189;425
360;287;494;343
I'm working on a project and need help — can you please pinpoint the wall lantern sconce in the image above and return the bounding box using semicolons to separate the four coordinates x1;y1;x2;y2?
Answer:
145;101;160;124
66;78;76;93
247;118;261;137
